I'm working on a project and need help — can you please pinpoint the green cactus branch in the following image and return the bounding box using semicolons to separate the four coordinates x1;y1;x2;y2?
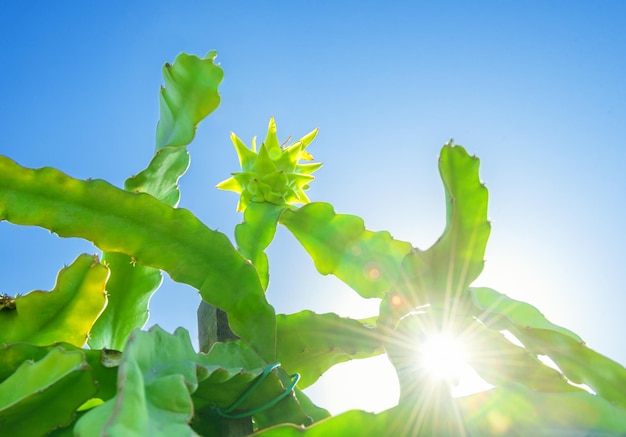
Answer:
0;155;275;360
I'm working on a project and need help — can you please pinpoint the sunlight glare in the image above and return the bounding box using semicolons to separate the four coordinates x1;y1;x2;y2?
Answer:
416;332;493;397
419;333;467;382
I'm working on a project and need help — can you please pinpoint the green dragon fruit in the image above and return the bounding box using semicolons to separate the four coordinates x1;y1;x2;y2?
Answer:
217;117;322;211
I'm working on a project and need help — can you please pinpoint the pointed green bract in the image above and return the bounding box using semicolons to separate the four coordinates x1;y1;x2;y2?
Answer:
235;202;286;290
155;51;223;151
217;118;322;212
0;254;107;347
0;156;275;359
0;347;98;436
280;202;412;299
275;311;383;388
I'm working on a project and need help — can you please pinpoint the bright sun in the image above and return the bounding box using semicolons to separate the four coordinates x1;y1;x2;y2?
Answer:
416;332;492;398
419;333;468;382
304;331;492;415
300;291;491;415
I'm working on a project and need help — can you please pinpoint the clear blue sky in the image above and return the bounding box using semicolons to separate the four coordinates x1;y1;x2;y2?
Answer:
1;2;625;414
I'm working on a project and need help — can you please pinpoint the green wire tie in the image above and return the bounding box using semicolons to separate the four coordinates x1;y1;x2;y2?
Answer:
216;362;300;419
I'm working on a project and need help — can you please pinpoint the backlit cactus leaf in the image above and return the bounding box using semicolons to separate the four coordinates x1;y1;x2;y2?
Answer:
249;409;390;436
88;252;163;351
75;327;204;437
0;156;275;360
390;142;491;313
194;340;329;429
155;51;223;151
373;143;491;370
253;372;327;430
462;318;582;393
0;253;108;347
91;52;222;351
458;383;626;435
217;118;321;212
253;385;626;436
471;287;583;342
292;388;331;423
471;287;626;407
275;311;384;388
0;347;98;436
280;202;412;299
255;387;626;437
126;51;222;204
0;342;118;401
235;202;286;290
78;327;322;436
429;143;491;286
250;401;462;436
192;340;277;409
124;146;190;207
514;327;626;409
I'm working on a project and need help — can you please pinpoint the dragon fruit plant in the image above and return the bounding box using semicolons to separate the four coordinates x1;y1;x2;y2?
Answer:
1;51;626;436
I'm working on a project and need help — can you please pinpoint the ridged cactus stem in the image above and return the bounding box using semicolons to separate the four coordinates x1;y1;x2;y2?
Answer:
197;301;252;436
